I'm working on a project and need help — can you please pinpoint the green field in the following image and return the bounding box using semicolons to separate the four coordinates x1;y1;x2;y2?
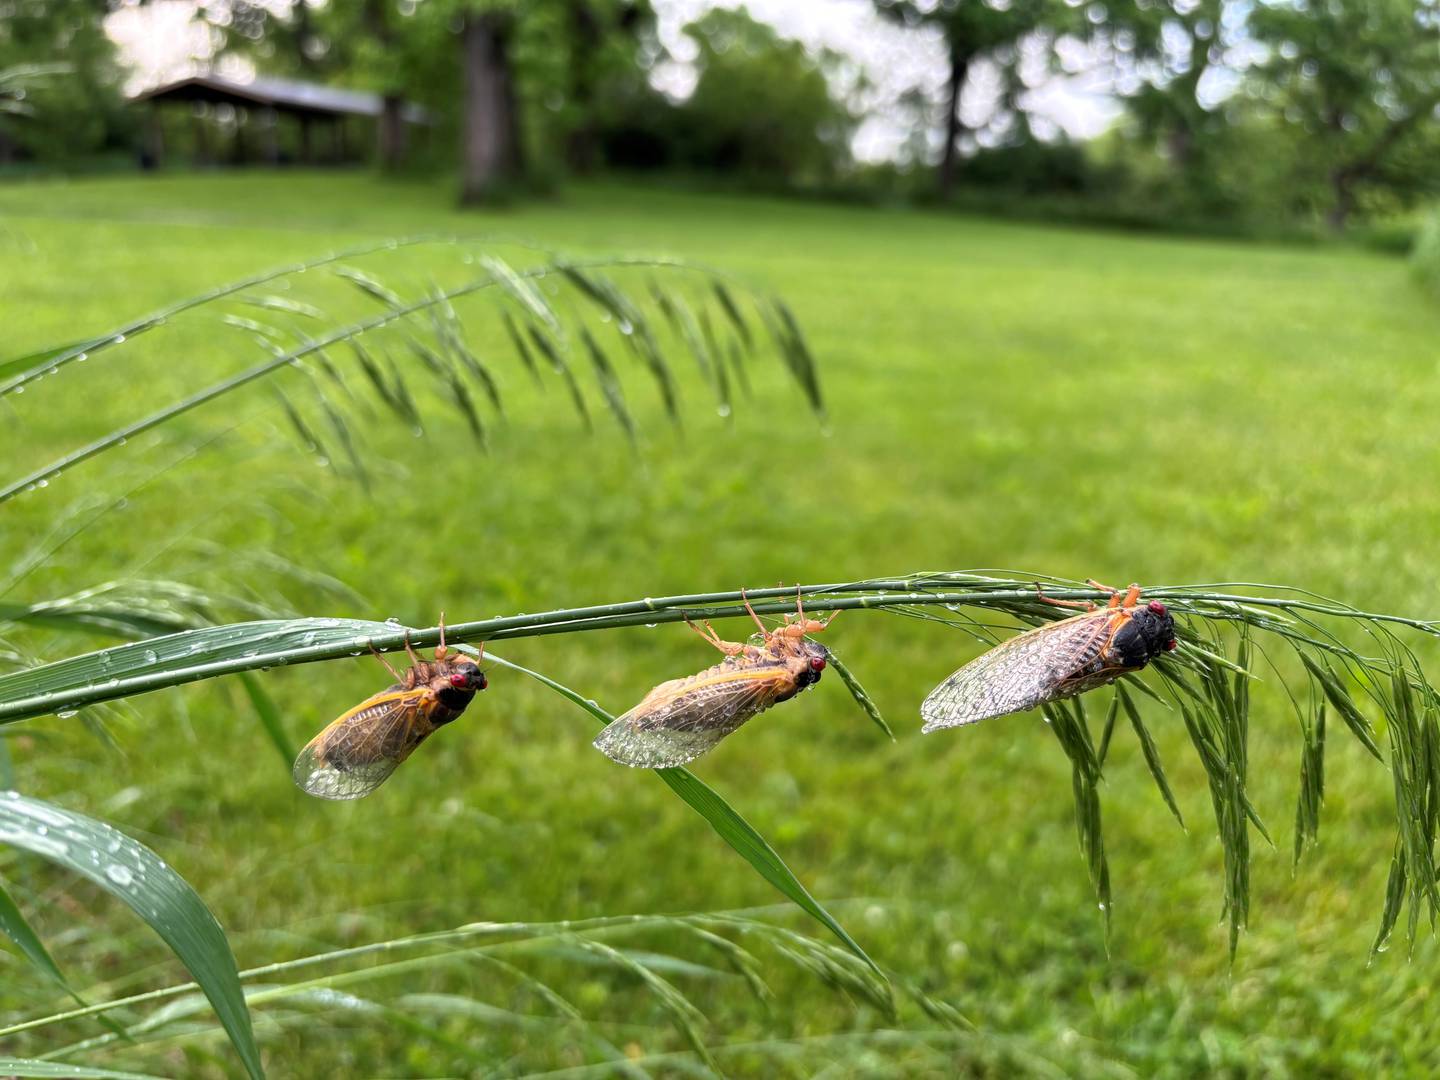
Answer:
3;171;1440;1076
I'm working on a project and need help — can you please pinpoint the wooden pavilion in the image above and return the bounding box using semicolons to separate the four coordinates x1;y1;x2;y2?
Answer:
133;74;429;168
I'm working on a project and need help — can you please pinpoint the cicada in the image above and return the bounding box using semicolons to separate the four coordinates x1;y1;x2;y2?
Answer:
293;617;488;800
593;590;835;768
920;581;1177;732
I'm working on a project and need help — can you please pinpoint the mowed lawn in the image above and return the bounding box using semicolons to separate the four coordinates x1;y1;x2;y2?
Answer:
3;171;1440;1076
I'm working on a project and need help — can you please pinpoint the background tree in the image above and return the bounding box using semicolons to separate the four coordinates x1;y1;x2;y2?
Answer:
670;8;854;184
874;0;1058;199
1097;0;1232;177
0;0;129;165
1249;0;1440;230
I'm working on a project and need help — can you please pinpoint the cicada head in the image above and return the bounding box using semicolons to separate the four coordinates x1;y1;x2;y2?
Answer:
792;639;829;688
1113;600;1178;667
446;660;488;693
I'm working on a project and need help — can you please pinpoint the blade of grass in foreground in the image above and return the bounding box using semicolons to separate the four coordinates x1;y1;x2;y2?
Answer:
479;651;880;974
0;793;263;1080
0;877;68;987
0;1062;169;1080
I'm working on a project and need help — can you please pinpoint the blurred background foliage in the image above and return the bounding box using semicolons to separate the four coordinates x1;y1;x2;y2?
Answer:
2;0;1437;239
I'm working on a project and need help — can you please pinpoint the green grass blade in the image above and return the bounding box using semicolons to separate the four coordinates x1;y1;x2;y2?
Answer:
652;767;880;974
333;264;401;307
1299;652;1383;761
0;876;66;987
0;793;262;1079
1116;683;1186;831
477;651;880;974
237;672;294;765
0;338;103;381
825;650;893;740
0;1061;169;1079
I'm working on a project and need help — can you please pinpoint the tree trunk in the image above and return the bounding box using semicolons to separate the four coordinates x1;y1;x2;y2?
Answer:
937;51;969;200
378;95;406;170
1327;167;1356;232
460;9;522;204
566;1;601;174
1165;124;1194;172
293;0;318;74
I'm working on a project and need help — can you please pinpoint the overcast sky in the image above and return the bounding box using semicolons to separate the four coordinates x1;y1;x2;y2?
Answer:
105;0;1124;162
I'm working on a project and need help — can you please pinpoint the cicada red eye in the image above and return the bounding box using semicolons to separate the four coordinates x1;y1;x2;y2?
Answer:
450;673;467;688
1147;600;1167;615
1166;638;1178;651
809;656;826;672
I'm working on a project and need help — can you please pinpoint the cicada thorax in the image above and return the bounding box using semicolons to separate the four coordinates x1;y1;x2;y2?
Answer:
405;655;487;727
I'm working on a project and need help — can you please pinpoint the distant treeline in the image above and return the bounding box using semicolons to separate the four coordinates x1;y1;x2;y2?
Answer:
3;1;1437;240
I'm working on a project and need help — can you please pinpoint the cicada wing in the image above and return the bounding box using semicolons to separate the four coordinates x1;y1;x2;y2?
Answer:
920;612;1115;732
293;742;404;800
292;690;428;801
594;671;782;769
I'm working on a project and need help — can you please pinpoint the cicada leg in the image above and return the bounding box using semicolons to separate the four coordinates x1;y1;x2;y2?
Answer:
402;630;423;669
369;645;403;681
741;588;770;638
434;611;449;662
1036;582;1097;612
686;617;749;657
789;585;836;634
1085;581;1142;610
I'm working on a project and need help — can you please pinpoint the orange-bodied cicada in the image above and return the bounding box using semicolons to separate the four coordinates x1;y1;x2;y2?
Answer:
920;581;1177;732
593;590;835;769
293;617;488;800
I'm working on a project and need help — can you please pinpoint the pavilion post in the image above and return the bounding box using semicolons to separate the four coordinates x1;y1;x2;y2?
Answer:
192;106;209;167
262;106;280;165
144;101;164;169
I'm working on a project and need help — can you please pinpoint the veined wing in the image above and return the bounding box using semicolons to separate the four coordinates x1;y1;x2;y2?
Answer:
920;612;1117;732
293;689;429;800
594;664;790;769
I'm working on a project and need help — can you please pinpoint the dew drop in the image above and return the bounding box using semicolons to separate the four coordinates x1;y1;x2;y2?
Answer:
142;650;158;663
13;386;22;394
76;352;89;362
644;623;658;629
105;864;134;887
56;709;78;719
36;479;47;488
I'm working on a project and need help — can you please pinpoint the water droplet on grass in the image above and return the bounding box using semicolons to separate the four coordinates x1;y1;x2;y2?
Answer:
105;864;133;887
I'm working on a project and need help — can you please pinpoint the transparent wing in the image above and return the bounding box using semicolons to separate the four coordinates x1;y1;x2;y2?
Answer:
292;691;427;801
593;672;783;769
920;613;1115;732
